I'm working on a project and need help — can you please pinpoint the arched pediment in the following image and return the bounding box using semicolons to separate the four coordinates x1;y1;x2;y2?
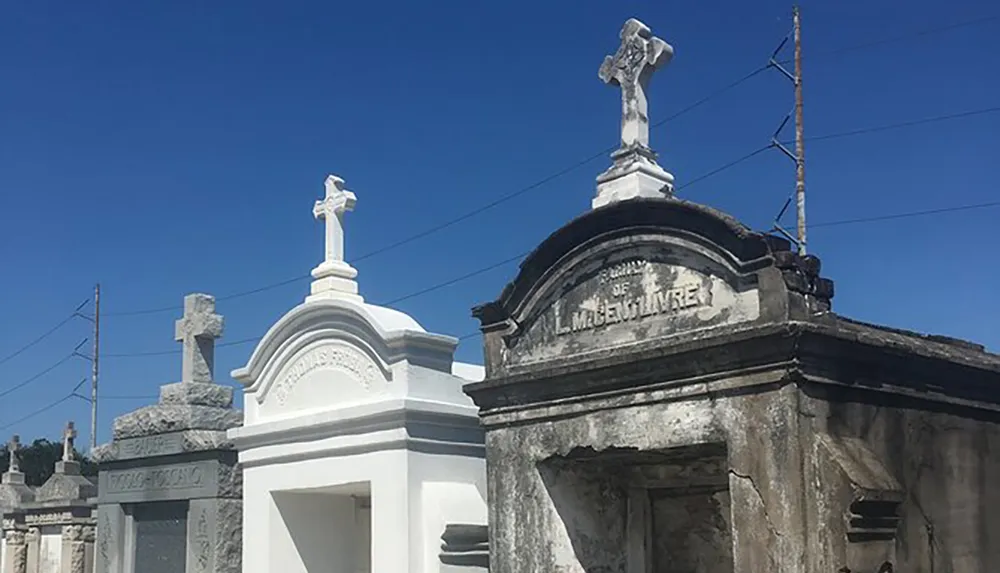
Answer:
474;198;787;367
233;298;457;420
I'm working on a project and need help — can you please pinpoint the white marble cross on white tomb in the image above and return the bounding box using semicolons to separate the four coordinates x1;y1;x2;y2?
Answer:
62;422;76;462
314;175;357;267
174;293;224;384
593;18;676;209
307;174;362;302
599;18;673;152
7;434;20;473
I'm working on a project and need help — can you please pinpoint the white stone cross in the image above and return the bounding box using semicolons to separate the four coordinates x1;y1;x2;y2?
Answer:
174;293;224;384
7;434;20;473
599;18;673;152
313;175;357;266
62;422;76;462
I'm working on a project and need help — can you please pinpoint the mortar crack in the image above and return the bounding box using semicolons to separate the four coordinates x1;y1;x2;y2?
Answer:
730;469;784;539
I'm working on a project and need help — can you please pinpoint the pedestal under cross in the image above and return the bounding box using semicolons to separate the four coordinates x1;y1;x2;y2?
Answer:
7;434;20;473
599;18;673;152
174;293;224;384
62;422;76;462
313;175;357;267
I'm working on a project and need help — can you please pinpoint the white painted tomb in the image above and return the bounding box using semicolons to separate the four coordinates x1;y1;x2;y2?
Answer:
228;175;488;573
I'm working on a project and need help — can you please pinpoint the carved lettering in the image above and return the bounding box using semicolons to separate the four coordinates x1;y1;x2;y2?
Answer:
272;344;383;406
105;465;205;494
556;265;709;336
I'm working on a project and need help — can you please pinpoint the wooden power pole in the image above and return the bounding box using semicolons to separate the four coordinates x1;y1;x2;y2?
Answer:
793;6;807;255
90;283;100;451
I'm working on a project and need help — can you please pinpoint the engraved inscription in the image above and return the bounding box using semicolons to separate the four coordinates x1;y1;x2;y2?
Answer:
106;465;204;494
98;513;111;573
194;508;211;572
272;344;383;406
24;512;74;525
121;435;178;459
555;259;710;336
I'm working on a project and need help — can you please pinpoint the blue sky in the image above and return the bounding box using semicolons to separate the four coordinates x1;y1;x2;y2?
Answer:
1;0;997;448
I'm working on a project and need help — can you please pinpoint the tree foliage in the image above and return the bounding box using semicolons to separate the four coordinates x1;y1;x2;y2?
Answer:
0;438;97;487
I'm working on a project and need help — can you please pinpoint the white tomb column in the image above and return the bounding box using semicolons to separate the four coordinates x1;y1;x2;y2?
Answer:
594;18;675;209
229;174;488;573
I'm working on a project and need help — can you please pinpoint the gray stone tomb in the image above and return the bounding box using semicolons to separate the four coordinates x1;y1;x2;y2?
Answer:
92;293;242;573
465;17;1000;573
2;421;97;573
1;435;36;573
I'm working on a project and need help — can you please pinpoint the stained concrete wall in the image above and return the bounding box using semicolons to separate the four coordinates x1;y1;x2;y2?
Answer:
802;384;1000;573
483;383;808;573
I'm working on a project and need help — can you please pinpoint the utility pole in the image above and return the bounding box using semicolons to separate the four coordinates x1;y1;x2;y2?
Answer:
90;284;100;451
768;5;809;254
793;5;807;255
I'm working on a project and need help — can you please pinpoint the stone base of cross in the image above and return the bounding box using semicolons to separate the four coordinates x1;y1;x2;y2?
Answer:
593;145;675;209
307;174;364;304
593;17;675;210
307;259;363;303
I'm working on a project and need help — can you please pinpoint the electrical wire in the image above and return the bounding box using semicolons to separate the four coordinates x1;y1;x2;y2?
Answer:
0;395;74;432
0;354;76;399
0;308;84;367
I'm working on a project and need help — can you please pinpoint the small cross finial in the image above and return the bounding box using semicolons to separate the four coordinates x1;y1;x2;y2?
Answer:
599;18;673;152
174;293;224;384
62;422;76;462
313;175;357;266
7;434;20;473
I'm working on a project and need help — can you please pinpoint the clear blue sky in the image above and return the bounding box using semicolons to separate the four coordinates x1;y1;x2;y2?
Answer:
1;0;997;448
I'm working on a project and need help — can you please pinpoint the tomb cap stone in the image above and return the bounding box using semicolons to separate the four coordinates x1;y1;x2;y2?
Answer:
95;293;242;458
35;421;97;503
594;18;675;209
0;434;34;510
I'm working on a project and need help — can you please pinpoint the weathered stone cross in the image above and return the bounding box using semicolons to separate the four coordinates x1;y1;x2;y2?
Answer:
174;293;224;384
313;175;357;266
7;434;20;473
62;422;76;462
599;18;673;152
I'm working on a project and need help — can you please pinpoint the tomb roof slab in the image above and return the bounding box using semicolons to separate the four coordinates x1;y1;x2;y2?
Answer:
112;404;243;440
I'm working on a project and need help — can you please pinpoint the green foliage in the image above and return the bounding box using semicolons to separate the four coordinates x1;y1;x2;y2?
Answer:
0;438;97;487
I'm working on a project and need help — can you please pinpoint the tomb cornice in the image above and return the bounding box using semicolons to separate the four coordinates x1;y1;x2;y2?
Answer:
229;396;482;451
465;318;1000;423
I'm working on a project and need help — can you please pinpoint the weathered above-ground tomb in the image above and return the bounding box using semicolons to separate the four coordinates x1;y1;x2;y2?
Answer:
464;17;1000;573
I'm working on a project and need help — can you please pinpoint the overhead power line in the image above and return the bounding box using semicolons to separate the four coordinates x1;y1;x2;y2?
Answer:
100;16;1000;319
0;300;88;367
802;106;1000;143
104;194;1000;361
101;103;1000;351
0;394;75;432
0;353;78;400
809;201;1000;230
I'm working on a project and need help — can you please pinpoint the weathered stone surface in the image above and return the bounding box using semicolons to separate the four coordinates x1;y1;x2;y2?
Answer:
467;186;1000;572
214;498;243;573
215;457;242;499
175;293;224;384
35;462;96;503
0;471;34;511
594;19;675;207
160;382;234;408
92;430;234;463
112;404;243;440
